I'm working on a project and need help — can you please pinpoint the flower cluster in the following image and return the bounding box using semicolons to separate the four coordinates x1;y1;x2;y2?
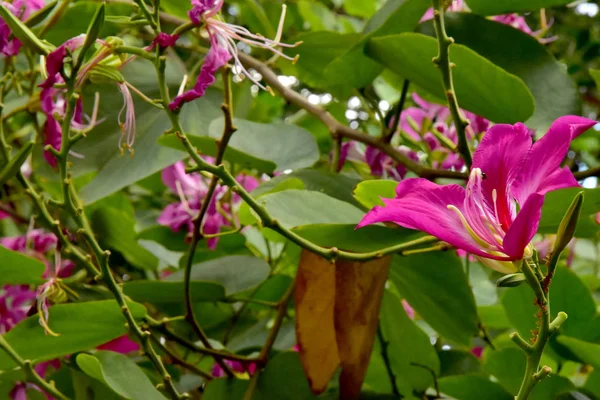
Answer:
158;161;258;249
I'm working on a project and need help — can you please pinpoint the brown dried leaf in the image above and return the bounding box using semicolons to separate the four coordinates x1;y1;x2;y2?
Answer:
334;256;392;400
294;250;340;394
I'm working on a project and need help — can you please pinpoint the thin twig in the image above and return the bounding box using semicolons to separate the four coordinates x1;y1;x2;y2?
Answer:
384;79;410;144
377;324;399;396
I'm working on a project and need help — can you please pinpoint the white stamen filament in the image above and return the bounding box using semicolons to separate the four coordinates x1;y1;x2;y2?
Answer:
177;74;189;97
447;205;490;249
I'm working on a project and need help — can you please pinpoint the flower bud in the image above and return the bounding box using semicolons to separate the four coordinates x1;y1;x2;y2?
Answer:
496;273;526;288
552;191;584;257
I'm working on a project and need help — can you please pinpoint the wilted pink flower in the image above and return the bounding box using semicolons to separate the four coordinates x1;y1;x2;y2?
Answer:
149;32;179;49
358;116;596;273
211;359;257;378
117;83;136;153
169;0;299;110
158;161;257;249
0;0;44;56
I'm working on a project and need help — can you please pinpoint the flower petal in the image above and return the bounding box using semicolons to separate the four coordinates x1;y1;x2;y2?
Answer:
513;116;596;203
472;122;532;230
357;178;492;257
169;38;231;111
503;193;544;259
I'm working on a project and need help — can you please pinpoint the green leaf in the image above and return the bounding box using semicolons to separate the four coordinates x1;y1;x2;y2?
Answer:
418;14;580;131
556;336;600;369
290;31;361;89
483;348;525;394
0;300;146;369
539;188;600;238
76;351;167;400
165;255;270;295
203;379;249;400
91;207;158;270
157;134;276;174
0;5;49;55
123;281;225;303
530;375;574;400
257;190;365;229
0;245;45;285
478;305;511;330
297;0;339;32
465;0;574;15
78;3;105;64
255;352;317;400
389;252;479;346
353;179;396;209
208;119;319;172
294;224;421;253
380;291;440;393
322;0;431;90
252;169;362;207
366;33;534;124
344;0;376;18
76;58;210;204
0;141;34;186
438;375;512;400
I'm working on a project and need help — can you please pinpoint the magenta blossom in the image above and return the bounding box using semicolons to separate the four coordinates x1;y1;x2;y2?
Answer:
0;229;57;255
0;0;44;56
357;116;596;273
365;145;418;181
0;285;36;333
169;0;300;110
158;161;258;249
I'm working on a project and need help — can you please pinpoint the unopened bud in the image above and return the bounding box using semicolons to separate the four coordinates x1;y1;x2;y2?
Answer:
552;191;584;257
496;273;526;288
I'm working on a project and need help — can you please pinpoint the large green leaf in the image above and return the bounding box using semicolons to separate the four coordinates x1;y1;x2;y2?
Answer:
123;281;225;303
0;300;146;369
252;169;362;207
208;119;319;172
418;13;580;131
539;188;600;238
389;252;479;346
484;348;525;394
465;0;574;15
76;60;221;204
322;0;431;90
556;336;600;369
294;224;422;253
257;190;365;228
380;291;440;394
438;375;512;400
165;255;270;295
0;246;45;285
366;33;535;124
76;351;167;400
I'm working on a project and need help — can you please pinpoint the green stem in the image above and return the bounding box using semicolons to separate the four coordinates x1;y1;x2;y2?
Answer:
0;336;70;400
431;0;472;169
514;259;566;400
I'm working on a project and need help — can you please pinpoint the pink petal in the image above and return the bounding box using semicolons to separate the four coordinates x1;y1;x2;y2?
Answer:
513;116;596;204
161;161;204;195
169;38;231;111
97;335;140;353
503;193;544;259
472;123;532;231
357;178;491;258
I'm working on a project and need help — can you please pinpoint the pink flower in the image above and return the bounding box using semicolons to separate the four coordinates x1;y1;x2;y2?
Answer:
0;229;57;255
357;116;597;273
149;32;179;49
365;145;418;180
157;161;257;249
420;0;465;22
0;0;44;56
0;285;36;333
169;0;299;110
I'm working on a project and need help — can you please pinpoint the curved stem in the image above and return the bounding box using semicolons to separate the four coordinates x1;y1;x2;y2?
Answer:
384;79;409;144
431;0;472;169
0;336;70;400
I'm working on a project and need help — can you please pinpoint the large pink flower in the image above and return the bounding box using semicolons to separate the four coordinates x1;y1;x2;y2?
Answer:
357;116;596;273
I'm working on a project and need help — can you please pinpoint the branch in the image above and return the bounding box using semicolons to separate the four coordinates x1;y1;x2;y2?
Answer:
573;166;600;180
384;79;410;144
0;336;69;400
237;52;467;181
431;0;472;169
